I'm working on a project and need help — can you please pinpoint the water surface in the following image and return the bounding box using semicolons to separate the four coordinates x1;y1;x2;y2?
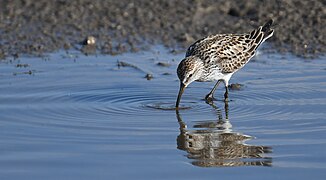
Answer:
0;48;325;179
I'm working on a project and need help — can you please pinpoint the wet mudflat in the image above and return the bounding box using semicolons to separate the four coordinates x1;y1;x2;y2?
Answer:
1;0;325;58
0;47;326;179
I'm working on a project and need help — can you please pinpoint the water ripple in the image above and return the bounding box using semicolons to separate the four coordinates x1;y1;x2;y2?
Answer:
1;50;326;173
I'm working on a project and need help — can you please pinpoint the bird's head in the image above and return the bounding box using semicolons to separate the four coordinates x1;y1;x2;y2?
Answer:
176;56;204;108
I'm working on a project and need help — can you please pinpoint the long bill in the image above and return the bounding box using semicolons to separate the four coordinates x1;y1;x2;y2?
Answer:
176;82;186;108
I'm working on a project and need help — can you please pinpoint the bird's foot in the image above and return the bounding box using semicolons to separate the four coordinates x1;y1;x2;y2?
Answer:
205;94;217;104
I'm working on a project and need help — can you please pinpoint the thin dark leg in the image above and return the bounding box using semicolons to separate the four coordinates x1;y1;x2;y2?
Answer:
224;85;229;102
205;80;221;104
224;100;229;120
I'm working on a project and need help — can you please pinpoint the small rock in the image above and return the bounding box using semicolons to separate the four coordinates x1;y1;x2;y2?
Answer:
228;8;240;17
0;51;6;60
228;83;243;90
145;73;153;80
162;72;171;75
83;36;96;45
16;64;29;68
63;42;71;50
157;62;171;67
13;53;19;59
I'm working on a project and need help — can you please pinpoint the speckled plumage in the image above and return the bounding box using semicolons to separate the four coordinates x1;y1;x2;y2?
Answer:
176;20;274;107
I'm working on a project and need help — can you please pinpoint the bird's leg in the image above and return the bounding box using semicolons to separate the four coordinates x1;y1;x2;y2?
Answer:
224;85;229;102
224;100;229;120
205;80;221;104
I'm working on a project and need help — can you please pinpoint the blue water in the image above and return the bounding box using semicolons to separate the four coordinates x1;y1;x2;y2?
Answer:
0;47;325;179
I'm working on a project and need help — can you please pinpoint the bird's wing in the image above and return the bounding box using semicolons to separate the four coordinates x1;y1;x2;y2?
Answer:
186;21;274;73
185;34;255;73
218;25;274;73
185;34;227;58
217;33;259;73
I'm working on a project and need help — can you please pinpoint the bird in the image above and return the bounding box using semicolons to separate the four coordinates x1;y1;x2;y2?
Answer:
176;20;274;108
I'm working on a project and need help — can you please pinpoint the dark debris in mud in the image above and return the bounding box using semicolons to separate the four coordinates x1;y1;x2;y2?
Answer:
117;60;141;70
15;63;29;68
162;72;172;76
157;62;171;67
117;60;153;79
13;70;35;76
228;83;244;91
144;73;153;80
0;0;325;59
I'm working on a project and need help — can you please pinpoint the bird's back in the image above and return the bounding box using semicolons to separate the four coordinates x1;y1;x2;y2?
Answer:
186;20;274;74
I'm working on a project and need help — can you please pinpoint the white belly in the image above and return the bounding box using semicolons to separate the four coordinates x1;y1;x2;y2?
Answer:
197;71;234;86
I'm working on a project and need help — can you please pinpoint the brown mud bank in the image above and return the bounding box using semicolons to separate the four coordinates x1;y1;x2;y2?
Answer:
0;0;325;59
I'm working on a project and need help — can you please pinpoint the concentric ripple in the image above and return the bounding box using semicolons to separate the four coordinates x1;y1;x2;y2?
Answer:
1;50;326;175
68;87;211;116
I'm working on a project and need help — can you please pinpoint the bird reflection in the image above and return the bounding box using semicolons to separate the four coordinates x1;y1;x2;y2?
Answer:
176;102;272;167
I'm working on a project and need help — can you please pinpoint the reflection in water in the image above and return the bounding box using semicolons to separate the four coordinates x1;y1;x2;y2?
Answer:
176;102;272;167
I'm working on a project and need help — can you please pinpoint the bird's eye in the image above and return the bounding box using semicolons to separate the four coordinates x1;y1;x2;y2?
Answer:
189;74;193;78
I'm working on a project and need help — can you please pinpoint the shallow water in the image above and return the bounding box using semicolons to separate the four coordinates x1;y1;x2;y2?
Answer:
0;47;326;179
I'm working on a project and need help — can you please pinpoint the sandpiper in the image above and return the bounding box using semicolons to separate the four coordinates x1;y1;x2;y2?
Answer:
176;20;274;108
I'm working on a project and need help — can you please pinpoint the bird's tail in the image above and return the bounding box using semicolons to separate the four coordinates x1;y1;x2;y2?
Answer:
261;19;274;42
247;19;274;54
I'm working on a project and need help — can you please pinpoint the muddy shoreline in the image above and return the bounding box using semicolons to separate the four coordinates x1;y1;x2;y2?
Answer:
0;0;325;59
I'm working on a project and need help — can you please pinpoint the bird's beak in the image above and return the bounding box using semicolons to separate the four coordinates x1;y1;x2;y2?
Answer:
176;82;186;108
